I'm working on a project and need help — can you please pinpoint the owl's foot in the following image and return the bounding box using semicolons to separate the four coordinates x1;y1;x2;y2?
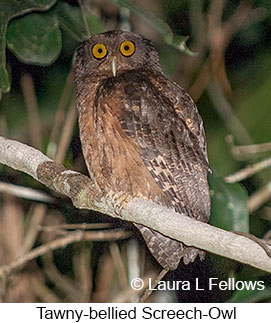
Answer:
107;191;132;217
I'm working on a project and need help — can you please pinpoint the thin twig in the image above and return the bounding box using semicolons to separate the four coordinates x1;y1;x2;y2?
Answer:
222;2;256;42
92;253;115;302
226;135;271;161
139;268;169;303
189;0;206;52
39;223;113;232
207;81;252;144
1;195;24;263
55;97;77;164
225;156;271;183
47;69;75;160
29;275;61;303
207;0;225;36
112;274;154;303
127;239;141;302
263;230;271;241
232;231;271;258
0;229;131;277
0;182;54;203
110;242;129;290
77;0;91;38
189;1;262;102
0;231;83;277
247;181;271;213
73;242;92;302
177;0;207;89
43;253;84;302
18;203;47;257
20;74;42;150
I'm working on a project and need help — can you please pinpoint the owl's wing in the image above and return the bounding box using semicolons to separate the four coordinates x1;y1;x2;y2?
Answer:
118;71;210;222
149;73;210;167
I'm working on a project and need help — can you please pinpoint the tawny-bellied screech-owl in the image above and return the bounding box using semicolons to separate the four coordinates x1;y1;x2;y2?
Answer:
75;30;210;271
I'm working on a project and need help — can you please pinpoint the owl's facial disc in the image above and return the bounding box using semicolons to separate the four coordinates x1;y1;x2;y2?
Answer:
75;30;163;81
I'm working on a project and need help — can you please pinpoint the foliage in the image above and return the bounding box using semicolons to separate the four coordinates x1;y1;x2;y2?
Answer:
0;0;271;303
0;0;57;97
0;0;193;99
209;172;249;233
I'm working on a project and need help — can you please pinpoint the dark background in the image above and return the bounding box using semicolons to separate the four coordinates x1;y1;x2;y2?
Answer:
0;0;271;302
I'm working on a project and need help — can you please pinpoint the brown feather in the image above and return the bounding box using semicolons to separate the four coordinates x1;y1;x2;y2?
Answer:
75;30;210;270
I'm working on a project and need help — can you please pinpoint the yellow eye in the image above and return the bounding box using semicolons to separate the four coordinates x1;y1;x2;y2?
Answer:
120;40;135;57
92;43;108;59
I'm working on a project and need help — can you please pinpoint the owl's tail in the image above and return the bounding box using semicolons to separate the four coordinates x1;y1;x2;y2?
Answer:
135;223;205;271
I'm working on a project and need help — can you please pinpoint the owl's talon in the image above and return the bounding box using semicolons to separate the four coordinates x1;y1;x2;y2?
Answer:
109;192;131;217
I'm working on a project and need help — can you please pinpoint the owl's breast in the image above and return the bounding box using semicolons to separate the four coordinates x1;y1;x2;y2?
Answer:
77;75;171;207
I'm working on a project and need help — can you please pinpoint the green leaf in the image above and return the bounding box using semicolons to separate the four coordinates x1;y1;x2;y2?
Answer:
6;11;62;65
56;1;104;42
227;285;271;302
0;0;56;97
85;13;105;36
171;35;197;57
107;0;195;55
209;172;249;233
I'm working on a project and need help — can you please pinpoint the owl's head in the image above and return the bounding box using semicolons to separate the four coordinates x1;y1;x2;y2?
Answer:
75;30;162;81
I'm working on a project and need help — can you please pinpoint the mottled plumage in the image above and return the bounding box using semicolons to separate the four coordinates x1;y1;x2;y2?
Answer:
75;30;210;270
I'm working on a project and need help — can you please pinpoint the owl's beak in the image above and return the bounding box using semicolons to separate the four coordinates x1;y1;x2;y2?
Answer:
111;58;117;77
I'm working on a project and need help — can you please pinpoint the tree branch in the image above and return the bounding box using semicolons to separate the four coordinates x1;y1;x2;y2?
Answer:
226;135;271;161
1;136;271;273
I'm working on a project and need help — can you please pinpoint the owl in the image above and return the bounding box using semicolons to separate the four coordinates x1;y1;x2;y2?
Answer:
75;30;210;271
